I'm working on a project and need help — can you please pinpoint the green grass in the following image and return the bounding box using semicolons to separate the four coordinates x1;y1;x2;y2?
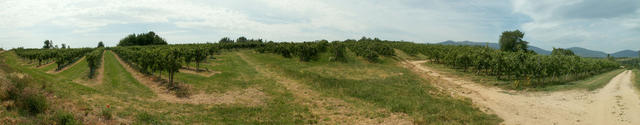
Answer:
634;69;640;90
241;50;502;124
98;51;155;98
537;69;625;91
174;52;261;93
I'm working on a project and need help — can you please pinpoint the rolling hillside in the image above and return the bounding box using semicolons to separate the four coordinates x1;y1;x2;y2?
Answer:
612;50;639;58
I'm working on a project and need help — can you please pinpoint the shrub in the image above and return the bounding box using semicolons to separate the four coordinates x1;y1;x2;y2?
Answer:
54;111;79;125
329;42;347;62
21;93;48;115
136;112;161;124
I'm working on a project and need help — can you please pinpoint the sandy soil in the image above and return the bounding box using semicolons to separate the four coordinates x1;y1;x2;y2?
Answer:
47;57;86;74
237;52;412;125
405;60;640;125
111;51;266;106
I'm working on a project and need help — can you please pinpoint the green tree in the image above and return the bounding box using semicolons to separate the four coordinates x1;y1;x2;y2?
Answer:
607;54;615;61
551;48;575;56
117;31;168;46
499;30;528;52
219;37;234;43
98;41;105;48
236;36;248;43
61;44;66;49
43;40;53;49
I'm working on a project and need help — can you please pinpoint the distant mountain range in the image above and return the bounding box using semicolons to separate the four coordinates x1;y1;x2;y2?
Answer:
437;40;638;58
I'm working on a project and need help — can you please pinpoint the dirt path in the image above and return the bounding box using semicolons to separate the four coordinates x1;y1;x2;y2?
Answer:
47;57;85;74
236;52;411;125
110;51;266;106
405;60;640;125
587;71;640;124
95;50;106;85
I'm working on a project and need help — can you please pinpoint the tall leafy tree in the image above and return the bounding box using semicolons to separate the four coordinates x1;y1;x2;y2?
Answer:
219;37;234;43
61;44;66;49
551;48;575;56
236;36;248;43
607;54;615;61
43;40;53;49
499;30;529;52
97;41;105;48
117;31;168;46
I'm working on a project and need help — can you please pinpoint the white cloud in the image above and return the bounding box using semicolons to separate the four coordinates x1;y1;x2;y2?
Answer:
512;0;640;53
0;0;637;53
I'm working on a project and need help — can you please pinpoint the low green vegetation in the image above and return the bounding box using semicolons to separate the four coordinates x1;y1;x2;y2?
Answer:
242;50;502;124
86;48;104;78
541;69;625;91
634;69;640;90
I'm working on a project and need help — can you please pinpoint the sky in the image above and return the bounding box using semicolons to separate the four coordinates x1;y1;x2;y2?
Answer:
0;0;638;53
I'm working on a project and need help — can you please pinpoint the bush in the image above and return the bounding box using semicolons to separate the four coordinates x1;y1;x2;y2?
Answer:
54;111;79;125
21;93;48;115
329;42;347;62
136;112;161;124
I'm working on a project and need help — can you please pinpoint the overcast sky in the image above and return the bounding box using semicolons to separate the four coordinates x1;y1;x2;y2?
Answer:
1;0;638;53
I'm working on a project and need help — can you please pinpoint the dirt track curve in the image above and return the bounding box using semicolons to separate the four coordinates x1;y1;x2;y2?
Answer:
406;60;640;125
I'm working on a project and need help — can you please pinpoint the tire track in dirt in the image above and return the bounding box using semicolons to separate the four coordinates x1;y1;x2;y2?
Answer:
236;52;411;125
110;51;266;106
405;60;640;125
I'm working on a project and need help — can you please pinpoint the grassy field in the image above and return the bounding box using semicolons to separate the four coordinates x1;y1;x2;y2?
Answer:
240;50;501;124
0;49;506;124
